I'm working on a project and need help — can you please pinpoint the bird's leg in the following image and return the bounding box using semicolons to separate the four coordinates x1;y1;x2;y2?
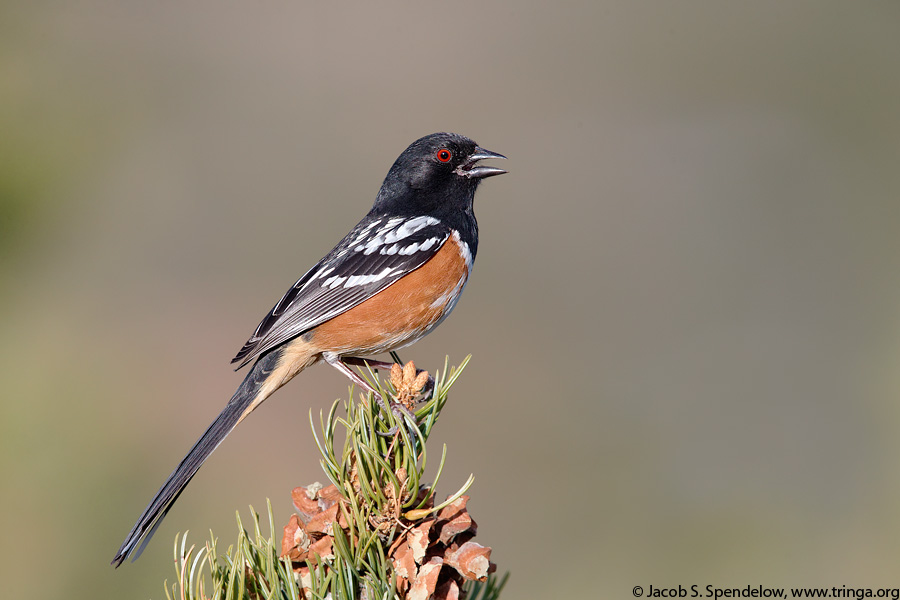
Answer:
323;353;416;436
342;356;435;403
342;357;396;371
322;353;385;402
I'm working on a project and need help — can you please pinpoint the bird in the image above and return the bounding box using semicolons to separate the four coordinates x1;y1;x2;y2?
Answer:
111;132;506;567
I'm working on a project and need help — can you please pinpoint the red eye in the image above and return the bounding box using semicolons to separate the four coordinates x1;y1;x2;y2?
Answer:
436;148;452;163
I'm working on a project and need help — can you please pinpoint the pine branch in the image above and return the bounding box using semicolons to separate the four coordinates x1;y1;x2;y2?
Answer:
164;356;507;600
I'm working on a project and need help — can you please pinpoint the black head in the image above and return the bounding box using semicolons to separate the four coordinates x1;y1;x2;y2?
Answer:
372;132;506;217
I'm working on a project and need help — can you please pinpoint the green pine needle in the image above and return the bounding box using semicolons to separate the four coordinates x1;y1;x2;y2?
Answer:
163;356;507;600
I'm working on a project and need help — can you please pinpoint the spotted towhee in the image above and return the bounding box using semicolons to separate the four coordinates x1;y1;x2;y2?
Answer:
112;132;506;566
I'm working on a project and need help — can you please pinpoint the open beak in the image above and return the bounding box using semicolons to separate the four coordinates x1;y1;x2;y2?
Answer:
457;146;508;179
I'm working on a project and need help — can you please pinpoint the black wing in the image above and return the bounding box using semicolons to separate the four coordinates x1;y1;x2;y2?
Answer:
232;214;450;367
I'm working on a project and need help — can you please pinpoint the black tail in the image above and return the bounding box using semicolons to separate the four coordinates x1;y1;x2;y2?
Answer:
111;347;284;567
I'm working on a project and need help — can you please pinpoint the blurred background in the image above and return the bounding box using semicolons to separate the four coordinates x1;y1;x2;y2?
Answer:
2;1;900;598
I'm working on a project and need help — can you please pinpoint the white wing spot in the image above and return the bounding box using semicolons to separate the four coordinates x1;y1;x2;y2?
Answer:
380;235;443;256
385;216;440;244
360;222;396;254
362;240;383;255
418;237;439;252
398;244;421;256
349;219;381;246
398;242;420;255
358;216;441;255
311;266;335;281
324;276;347;289
344;267;397;288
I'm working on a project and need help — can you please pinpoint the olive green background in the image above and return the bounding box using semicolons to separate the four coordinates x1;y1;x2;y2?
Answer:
2;2;900;598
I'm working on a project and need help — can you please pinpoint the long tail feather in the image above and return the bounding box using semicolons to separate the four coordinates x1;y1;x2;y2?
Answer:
111;347;284;567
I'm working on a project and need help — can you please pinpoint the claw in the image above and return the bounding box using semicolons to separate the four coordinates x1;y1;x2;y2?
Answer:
376;400;418;438
418;375;435;403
